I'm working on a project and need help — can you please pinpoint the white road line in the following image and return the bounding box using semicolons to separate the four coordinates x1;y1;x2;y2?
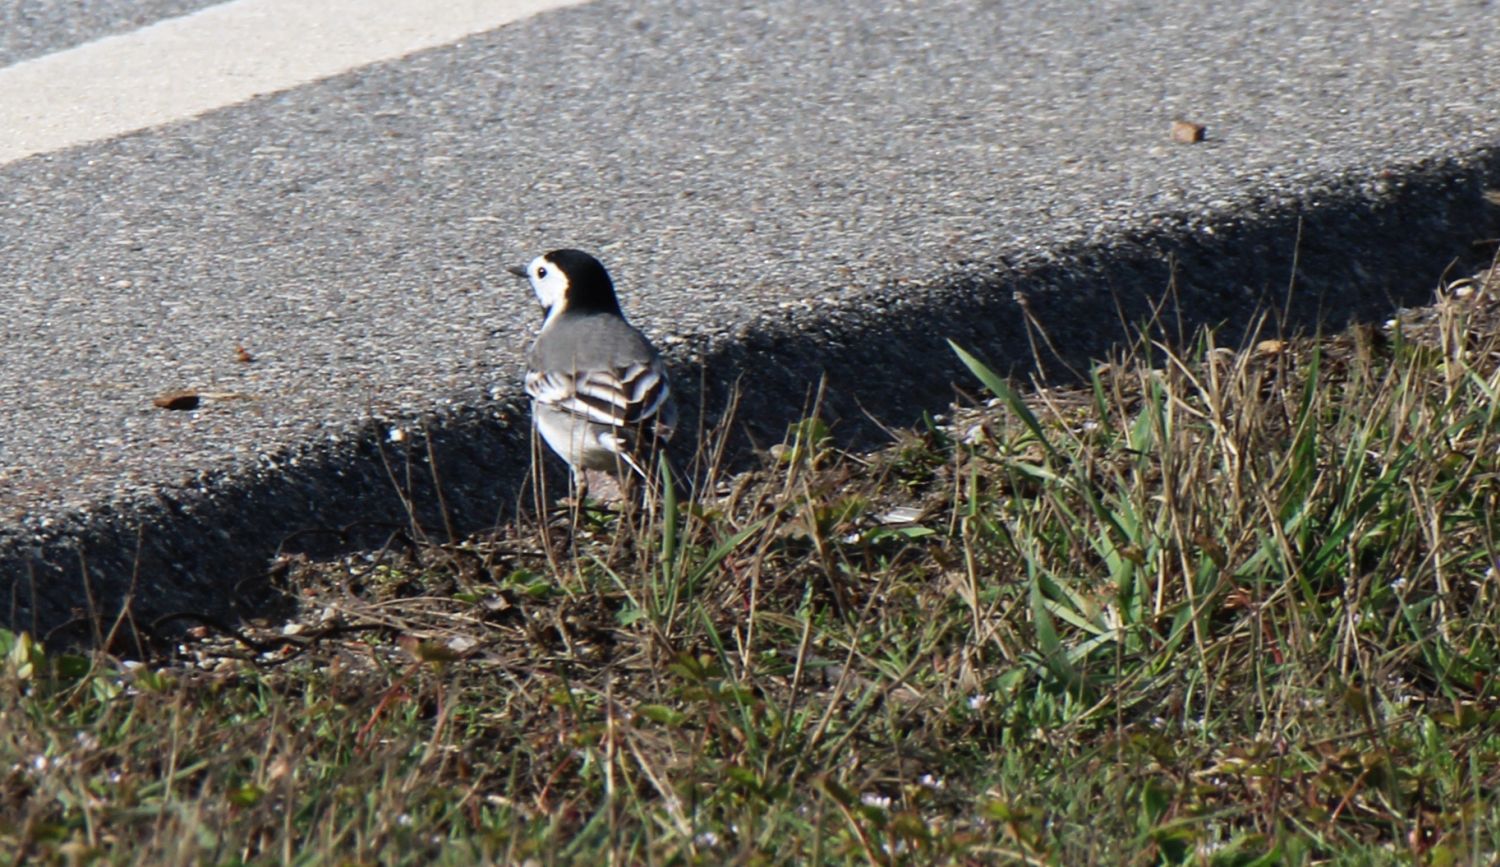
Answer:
0;0;585;166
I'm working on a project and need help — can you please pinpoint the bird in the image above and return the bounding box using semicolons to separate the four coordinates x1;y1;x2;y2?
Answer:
509;249;676;486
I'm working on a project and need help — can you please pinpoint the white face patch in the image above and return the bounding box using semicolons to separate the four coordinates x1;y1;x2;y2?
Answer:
526;254;570;324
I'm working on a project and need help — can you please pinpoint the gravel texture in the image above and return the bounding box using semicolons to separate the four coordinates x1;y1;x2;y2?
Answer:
1;0;1498;639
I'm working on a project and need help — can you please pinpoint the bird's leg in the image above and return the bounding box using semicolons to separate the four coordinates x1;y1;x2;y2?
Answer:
543;470;588;534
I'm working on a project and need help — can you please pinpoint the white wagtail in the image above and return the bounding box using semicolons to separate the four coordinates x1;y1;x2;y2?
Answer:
509;249;677;482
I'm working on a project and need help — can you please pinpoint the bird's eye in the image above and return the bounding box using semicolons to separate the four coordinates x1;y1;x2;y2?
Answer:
536;266;548;279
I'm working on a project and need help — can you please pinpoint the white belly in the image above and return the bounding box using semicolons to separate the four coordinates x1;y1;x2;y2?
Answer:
534;403;628;473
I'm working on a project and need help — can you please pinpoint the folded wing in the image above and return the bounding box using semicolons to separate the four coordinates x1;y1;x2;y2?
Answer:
525;357;675;436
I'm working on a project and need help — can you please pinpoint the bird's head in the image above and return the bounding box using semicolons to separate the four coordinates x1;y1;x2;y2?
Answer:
508;249;621;325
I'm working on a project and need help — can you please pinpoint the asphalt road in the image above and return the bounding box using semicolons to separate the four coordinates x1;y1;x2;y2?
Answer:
0;0;222;66
2;0;1498;640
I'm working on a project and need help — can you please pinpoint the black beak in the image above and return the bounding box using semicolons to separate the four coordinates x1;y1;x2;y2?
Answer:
506;265;528;279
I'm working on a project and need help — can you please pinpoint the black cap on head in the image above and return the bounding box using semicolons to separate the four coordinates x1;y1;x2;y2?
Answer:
547;249;620;314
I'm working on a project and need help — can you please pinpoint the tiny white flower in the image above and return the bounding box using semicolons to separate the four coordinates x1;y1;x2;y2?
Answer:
860;793;891;810
968;693;989;711
694;831;721;847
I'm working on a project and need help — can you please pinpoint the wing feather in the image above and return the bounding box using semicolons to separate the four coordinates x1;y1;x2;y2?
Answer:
525;357;675;437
